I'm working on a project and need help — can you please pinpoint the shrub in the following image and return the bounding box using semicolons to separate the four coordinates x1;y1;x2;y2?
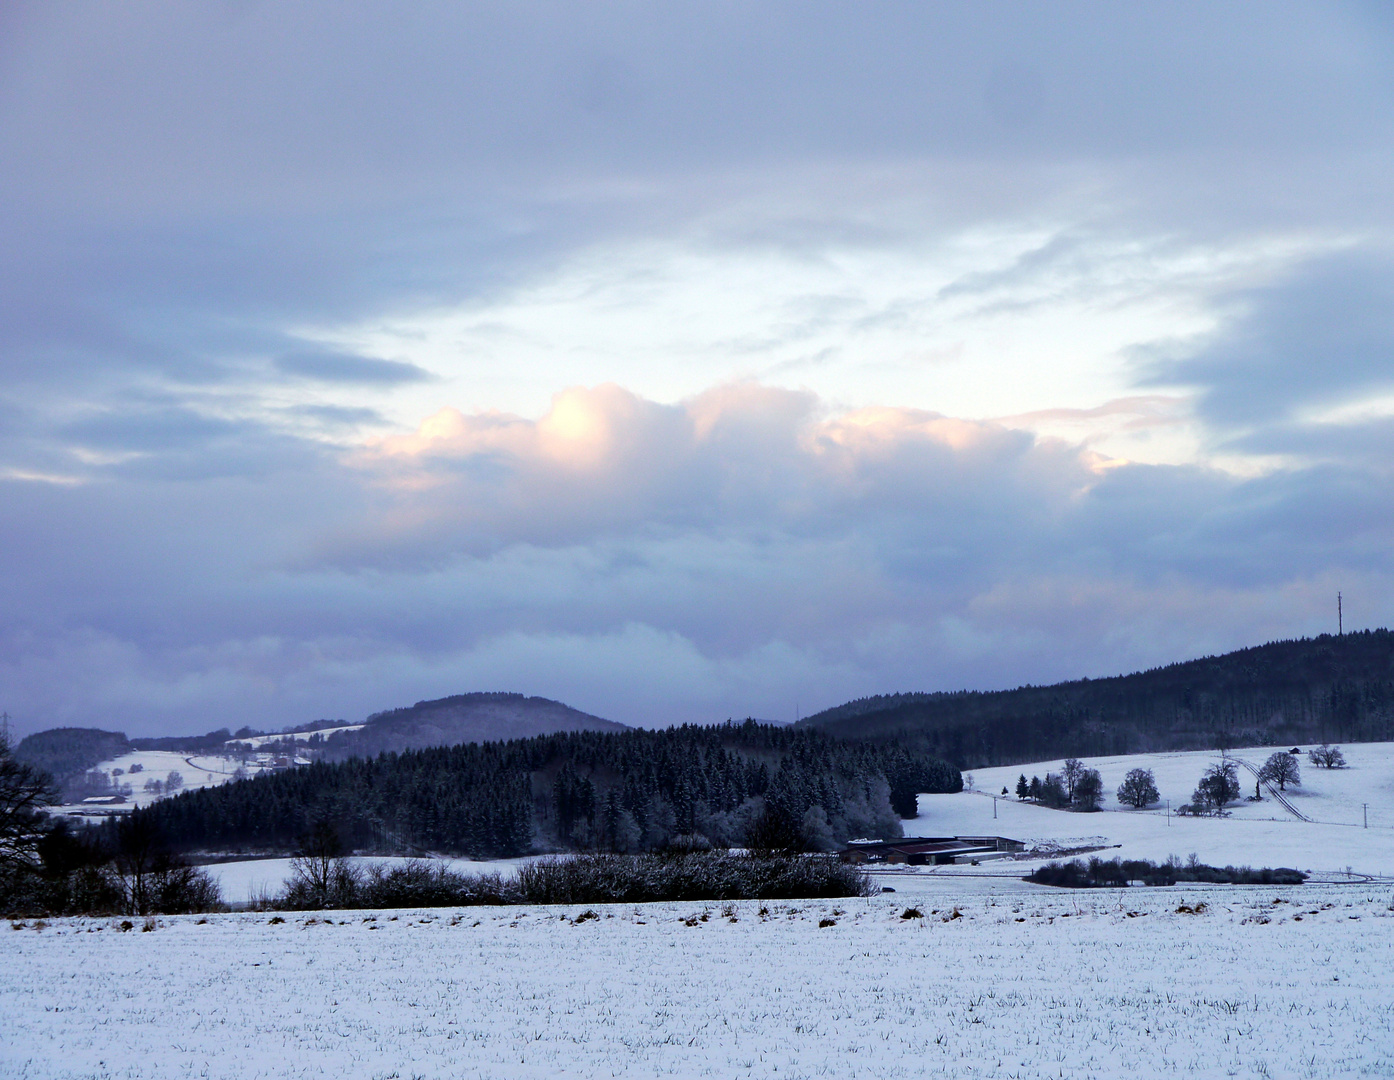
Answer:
270;851;871;910
1027;857;1306;888
515;852;871;905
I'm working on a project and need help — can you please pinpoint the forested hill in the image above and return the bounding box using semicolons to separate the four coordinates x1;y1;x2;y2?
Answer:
316;692;626;760
14;728;129;782
801;630;1394;768
134;721;961;859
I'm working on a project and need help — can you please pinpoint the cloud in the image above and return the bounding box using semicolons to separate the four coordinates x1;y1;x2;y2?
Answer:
3;379;1393;737
1;6;1393;737
275;350;434;385
1144;251;1394;439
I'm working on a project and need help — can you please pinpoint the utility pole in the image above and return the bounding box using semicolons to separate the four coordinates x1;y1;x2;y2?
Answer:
993;795;998;820
1364;803;1368;829
1339;592;1343;636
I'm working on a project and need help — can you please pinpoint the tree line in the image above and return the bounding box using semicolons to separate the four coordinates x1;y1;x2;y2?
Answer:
123;721;961;859
803;630;1394;767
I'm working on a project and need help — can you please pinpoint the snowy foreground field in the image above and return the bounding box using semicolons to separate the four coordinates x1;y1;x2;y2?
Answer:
5;883;1394;1080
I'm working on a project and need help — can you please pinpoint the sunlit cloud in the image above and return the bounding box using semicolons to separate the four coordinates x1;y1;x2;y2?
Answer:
2;4;1393;736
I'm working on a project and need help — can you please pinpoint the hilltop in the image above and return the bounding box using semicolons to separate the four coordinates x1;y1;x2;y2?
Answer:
800;630;1394;768
313;692;627;760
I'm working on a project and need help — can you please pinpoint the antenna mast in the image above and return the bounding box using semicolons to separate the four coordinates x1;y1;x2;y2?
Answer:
1338;591;1343;636
0;711;9;743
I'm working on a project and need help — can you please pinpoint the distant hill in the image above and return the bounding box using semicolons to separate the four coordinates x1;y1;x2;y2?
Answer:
316;692;627;760
13;728;130;782
800;630;1394;769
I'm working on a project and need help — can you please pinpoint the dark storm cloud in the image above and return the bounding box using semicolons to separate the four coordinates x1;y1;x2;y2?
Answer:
1146;252;1394;437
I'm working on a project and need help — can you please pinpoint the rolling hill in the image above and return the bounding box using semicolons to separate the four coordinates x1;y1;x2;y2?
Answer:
314;692;627;760
800;630;1394;768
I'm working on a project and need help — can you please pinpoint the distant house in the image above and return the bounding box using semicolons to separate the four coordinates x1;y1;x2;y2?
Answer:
81;794;126;805
839;836;1023;866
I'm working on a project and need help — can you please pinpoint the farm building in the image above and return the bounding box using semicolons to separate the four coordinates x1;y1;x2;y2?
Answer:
839;836;1024;865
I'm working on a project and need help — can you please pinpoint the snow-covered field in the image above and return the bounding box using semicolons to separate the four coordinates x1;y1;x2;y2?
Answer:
10;744;1394;1077
232;723;365;748
904;742;1394;880
53;749;273;817
5;884;1393;1079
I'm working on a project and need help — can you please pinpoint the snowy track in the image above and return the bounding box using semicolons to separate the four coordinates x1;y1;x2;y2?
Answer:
5;886;1394;1080
1232;757;1312;821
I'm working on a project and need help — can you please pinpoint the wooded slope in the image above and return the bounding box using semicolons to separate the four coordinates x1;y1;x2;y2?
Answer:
801;630;1394;768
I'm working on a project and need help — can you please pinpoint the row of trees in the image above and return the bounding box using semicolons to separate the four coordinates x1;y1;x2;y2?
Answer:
1014;758;1105;811
1012;743;1347;817
1181;747;1332;815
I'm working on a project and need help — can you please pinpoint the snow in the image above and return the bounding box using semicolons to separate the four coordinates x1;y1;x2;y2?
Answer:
232;724;365;748
904;742;1394;880
51;750;260;817
10;744;1394;1076
5;884;1394;1079
53;748;309;819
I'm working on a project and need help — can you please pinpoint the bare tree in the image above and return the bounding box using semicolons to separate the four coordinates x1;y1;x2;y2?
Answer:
1116;767;1160;809
1061;759;1084;802
1191;760;1241;815
0;734;57;875
1308;744;1347;769
112;815;219;915
289;820;356;908
1259;751;1300;791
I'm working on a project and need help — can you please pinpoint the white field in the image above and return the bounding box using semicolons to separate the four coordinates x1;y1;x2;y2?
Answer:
55;728;365;817
53;750;266;816
902;742;1394;881
233;723;365;748
5;885;1394;1079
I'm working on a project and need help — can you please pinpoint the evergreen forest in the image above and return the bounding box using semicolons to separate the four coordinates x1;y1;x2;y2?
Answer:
130;721;961;859
802;630;1394;767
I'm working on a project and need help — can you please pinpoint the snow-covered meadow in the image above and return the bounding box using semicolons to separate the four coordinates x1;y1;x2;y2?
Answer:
5;884;1393;1079
55;750;268;816
904;742;1394;880
10;743;1394;1078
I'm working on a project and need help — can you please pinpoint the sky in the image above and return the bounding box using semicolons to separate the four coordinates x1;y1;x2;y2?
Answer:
3;2;1394;738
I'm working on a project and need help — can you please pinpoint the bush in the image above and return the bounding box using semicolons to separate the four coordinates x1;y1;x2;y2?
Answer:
359;860;514;907
1027;857;1306;888
515;852;872;905
269;852;871;911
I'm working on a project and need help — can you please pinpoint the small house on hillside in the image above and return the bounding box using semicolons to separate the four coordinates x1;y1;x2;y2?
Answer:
839;836;1023;866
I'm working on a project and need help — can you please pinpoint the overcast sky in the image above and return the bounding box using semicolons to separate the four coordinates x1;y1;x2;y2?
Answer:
4;2;1394;737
